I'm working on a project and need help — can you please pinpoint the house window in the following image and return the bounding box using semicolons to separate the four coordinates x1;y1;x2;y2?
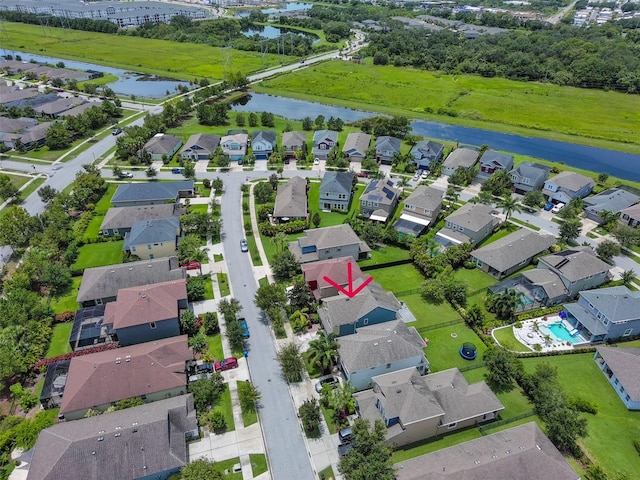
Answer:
624;328;633;336
96;298;103;305
448;422;457;429
626;394;631;401
113;229;119;234
131;245;137;252
363;318;369;325
147;244;152;250
620;385;625;393
150;322;157;329
614;378;619;385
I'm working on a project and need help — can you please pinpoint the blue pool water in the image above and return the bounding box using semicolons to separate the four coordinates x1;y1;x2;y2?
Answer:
541;323;580;344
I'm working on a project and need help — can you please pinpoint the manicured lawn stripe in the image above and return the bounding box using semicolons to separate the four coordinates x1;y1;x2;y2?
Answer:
217;384;235;432
217;272;230;297
237;381;258;427
72;241;124;270
46;323;72;358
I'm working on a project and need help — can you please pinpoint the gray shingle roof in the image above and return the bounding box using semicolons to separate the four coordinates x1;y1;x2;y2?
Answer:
100;204;181;231
33;96;84;115
620;204;640;222
320;171;354;196
521;269;567;299
282;131;306;148
395;422;579;480
123;217;180;250
27;394;197;480
597;346;640;401
338;320;426;371
509;161;550;184
480;150;514;169
563;302;609;336
180;133;220;155
342;132;372;155
77;256;185;304
273;176;307;218
547;171;595;192
143;134;182;155
404;185;443;211
538;247;610;282
443;146;479;170
375;136;401;153
313;130;338;145
251;130;277;146
298;224;365;251
579;286;640;323
361;179;399;206
472;230;555;273
584;188;639;215
111;181;194;205
445;203;496;232
410;140;444;160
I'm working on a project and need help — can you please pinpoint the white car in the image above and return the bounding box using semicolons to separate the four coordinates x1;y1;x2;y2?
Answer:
313;158;320;165
421;170;429;180
412;173;419;182
551;203;565;214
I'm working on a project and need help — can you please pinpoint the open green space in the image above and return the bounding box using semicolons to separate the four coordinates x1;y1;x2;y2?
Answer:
82;215;105;241
400;293;461;330
16;176;46;200
462;366;533;419
94;183;118;214
493;326;530;352
2;22;289;81
72;241;124;271
188;203;209;214
358;244;411;268
256;61;640;153
203;274;214;300
206;333;223;361
45;323;72;358
249;454;268;477
50;276;82;314
424;324;487;372
5;173;30;190
217;384;235;433
210;457;242;480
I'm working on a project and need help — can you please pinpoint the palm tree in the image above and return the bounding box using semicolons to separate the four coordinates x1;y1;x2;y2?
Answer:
190;248;208;275
273;232;287;253
307;331;339;374
498;195;522;222
493;289;525;319
621;269;637;287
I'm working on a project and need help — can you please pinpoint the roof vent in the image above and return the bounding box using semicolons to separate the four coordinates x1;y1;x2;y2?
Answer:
99;430;105;434
115;433;121;438
491;454;497;459
98;437;104;442
109;270;115;273
128;267;133;271
147;264;152;268
373;342;379;346
519;445;525;450
536;445;541;450
92;452;96;456
387;339;392;343
115;357;121;364
125;355;131;362
115;426;122;430
505;450;511;454
474;460;480;465
396;389;401;394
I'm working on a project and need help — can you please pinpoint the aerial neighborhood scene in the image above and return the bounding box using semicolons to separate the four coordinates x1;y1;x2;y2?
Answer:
1;0;640;479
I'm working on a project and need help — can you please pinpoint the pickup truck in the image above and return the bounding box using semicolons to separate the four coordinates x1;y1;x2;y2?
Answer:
238;318;250;338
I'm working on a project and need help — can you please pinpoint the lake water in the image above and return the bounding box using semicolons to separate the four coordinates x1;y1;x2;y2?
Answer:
3;50;188;99
242;25;319;43
262;2;312;14
230;93;640;181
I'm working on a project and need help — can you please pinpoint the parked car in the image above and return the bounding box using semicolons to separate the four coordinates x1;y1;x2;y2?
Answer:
118;171;133;178
314;158;320;165
315;374;340;393
181;261;201;270
412;172;419;181
544;202;554;211
215;357;238;372
240;239;249;252
421;170;429;180
338;426;352;443
551;203;566;214
356;172;369;178
196;363;214;374
171;168;182;174
112;128;122;136
238;318;250;338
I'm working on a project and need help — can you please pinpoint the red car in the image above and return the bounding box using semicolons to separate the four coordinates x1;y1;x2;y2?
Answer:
181;261;201;270
215;357;238;372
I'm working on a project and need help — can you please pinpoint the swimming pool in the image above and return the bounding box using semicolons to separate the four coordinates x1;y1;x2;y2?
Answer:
540;322;580;344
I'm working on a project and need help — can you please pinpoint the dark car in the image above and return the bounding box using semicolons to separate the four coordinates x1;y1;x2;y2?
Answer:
112;128;123;136
196;363;214;374
171;168;182;174
215;357;239;372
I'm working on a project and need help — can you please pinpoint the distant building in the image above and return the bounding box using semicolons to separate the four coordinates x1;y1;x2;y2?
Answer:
140;134;182;162
179;133;220;161
342;132;372;162
478;150;514;178
410;140;444;171
436;203;499;247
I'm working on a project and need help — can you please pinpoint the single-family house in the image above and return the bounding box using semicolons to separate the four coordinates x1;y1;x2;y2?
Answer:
273;175;308;222
319;171;354;211
111;181;194;207
563;286;640;343
472;229;556;278
342;132;372;162
26;395;197;480
103;279;187;346
0;116;38;134
543;171;595;204
619;204;640;227
56;102;99;119
302;257;367;301
140;133;182;162
312;130;338;160
436;203;499;247
442;147;480;176
509;161;551;194
282;131;307;159
410;140;445;171
594;346;640;410
100;204;183;237
288;224;371;264
394;185;443;236
584;188;640;224
58;335;192;420
359;178;400;222
77;256;185;308
375;136;401;165
478;150;514;178
179;133;220;161
33;96;84;118
251;130;277;160
354;367;504;447
394;422;579;480
123;217;181;260
3;121;52;150
338;319;428;391
318;281;402;336
220;133;248;161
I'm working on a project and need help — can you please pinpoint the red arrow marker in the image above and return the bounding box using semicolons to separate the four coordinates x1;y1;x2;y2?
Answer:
323;261;373;299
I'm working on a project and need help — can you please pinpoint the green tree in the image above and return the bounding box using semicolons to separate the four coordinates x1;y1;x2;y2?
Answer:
218;298;242;321
271;249;300;282
613;225;640;248
180;458;223;480
238;381;261;413
254;283;287;311
312;212;321;228
559;217;582;243
339;419;394;480
248;112;258;127
307;331;339;374
361;221;384;247
498;195;522;221
621;269;637;287
0;206;31;250
188;374;225;412
466;303;486;329
180;310;198;336
202;312;219;335
0;174;19;201
254;181;275;204
276;342;305;383
299;398;322;434
226;319;245;351
545;406;588;456
288;277;314;311
302;116;313;130
483;347;522;393
178;234;204;263
145;166;157;178
188;330;208;355
187;276;206;301
45;122;72;150
182;162;196;179
485;288;525;319
596;239;620;263
522;189;546;208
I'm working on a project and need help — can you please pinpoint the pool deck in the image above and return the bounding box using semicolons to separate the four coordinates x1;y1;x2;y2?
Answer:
508;315;589;352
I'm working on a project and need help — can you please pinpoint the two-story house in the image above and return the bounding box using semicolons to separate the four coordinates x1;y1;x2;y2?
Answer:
301;257;367;301
594;346;640;410
273;175;308;222
410;140;445;171
251;130;277;160
338;319;428;391
220;133;248;161
312;130;338;160
478;150;514;179
111;181;194;208
282;131;306;159
359;178;400;222
394;185;443;236
564;286;640;342
179;133;220;161
509;161;551;194
375;136;401;165
472;229;556;278
354;367;504;447
288;224;371;264
140;133;182;162
343;132;372;162
583;188;639;225
319;171;354;211
103;279;187;347
436;203;499;247
442;146;480;176
100;204;183;237
542;171;595;204
619;204;640;227
319;280;402;336
123;217;181;260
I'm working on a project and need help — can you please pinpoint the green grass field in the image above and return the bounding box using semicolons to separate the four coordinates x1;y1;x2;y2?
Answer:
217;272;230;297
206;333;223;361
369;263;425;295
358;244;411;268
72;241;124;270
493;326;530;352
50;276;82;314
82;215;106;241
94;183;118;214
46;323;72;358
424;324;487;372
217;384;235;433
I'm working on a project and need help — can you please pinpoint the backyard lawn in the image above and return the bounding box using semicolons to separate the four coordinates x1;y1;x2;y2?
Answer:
50;276;82;314
462;366;533;419
46;323;72;358
94;183;118;214
423;324;487;372
72;241;124;271
400;293;461;330
82;215;106;242
359;244;411;268
493;326;530;352
369;263;425;296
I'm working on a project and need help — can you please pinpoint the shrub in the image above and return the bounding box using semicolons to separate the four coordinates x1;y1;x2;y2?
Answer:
570;397;599;415
54;311;75;324
634;439;640;455
209;410;227;432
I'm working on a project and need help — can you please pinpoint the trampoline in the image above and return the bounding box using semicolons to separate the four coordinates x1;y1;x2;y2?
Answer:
459;342;477;360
